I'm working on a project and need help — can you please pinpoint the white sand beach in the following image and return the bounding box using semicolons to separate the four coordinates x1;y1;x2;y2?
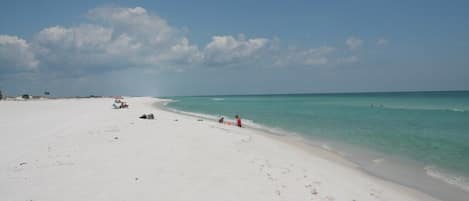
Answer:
0;97;440;201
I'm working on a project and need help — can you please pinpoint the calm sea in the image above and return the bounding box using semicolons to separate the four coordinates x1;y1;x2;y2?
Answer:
164;91;469;200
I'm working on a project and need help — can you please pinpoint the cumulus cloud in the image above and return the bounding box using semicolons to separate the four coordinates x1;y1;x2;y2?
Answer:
87;6;175;46
32;6;202;73
0;35;39;72
30;6;271;71
34;25;116;71
346;37;363;50
36;25;113;49
0;6;363;76
147;37;203;66
377;38;389;46
203;35;270;65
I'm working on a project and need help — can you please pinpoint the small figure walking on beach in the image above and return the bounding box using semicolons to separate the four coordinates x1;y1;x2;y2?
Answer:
235;115;242;127
218;117;224;123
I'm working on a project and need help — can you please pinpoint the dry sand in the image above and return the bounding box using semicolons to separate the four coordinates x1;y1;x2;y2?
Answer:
0;97;440;201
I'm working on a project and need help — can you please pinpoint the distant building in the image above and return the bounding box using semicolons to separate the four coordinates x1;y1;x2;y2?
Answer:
22;94;31;99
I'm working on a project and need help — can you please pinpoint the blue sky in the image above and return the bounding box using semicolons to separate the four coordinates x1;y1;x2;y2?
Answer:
1;0;468;96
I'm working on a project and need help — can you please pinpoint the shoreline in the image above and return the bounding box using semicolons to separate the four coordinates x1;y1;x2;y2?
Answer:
154;99;360;167
156;99;443;201
160;97;469;201
0;97;444;201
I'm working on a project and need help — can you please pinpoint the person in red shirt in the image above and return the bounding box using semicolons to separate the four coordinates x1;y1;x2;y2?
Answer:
235;115;242;127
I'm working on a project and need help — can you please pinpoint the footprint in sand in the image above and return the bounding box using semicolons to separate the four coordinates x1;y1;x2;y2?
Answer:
241;136;252;143
55;160;75;166
46;154;75;167
369;188;381;198
266;172;276;181
211;125;230;132
11;162;29;172
108;136;121;143
48;153;71;159
304;180;325;200
280;167;290;174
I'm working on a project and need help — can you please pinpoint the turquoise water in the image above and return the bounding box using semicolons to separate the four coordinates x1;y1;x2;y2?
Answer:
165;91;469;197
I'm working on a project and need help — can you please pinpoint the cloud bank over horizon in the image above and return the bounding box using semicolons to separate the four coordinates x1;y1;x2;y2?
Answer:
3;4;466;96
1;6;361;77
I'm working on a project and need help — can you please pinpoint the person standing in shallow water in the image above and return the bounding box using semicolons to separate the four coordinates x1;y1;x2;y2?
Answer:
235;115;242;127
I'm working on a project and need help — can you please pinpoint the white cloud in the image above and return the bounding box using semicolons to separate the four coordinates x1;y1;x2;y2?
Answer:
301;46;335;65
377;38;389;46
31;6;203;73
27;6;271;71
36;25;113;49
203;35;270;65
87;6;176;46
34;25;115;69
275;46;335;67
105;33;142;55
0;35;39;72
0;6;364;76
346;37;363;50
147;37;203;66
337;55;358;64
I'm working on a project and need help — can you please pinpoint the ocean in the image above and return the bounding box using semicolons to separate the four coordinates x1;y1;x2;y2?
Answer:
164;91;469;200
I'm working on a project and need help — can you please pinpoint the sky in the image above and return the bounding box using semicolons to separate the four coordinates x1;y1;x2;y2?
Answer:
0;0;468;97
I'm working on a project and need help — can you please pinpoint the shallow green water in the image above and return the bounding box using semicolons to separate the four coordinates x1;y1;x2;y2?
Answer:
166;91;469;192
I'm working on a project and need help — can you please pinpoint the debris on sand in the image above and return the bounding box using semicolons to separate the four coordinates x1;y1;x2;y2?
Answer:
139;113;155;119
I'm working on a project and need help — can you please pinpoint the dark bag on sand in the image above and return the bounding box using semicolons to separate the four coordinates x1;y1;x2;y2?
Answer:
147;114;154;119
139;113;155;119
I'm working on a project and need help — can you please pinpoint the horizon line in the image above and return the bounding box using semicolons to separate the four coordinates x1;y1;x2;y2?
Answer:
160;89;469;98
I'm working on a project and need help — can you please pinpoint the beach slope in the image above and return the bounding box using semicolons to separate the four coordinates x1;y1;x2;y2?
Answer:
0;97;438;201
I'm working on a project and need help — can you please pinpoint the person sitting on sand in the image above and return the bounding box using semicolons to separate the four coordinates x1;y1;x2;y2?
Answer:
218;117;224;123
235;115;242;127
120;102;129;108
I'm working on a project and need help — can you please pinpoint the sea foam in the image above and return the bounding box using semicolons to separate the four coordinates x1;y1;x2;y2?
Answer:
424;166;469;192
